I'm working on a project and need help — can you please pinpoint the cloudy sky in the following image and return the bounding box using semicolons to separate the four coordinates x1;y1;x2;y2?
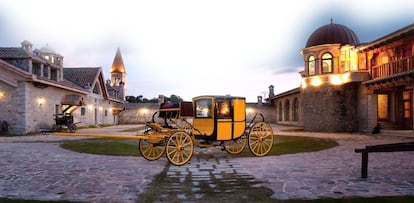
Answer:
1;0;413;102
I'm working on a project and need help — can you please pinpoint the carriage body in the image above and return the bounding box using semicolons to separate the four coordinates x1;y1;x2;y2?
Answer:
192;95;246;141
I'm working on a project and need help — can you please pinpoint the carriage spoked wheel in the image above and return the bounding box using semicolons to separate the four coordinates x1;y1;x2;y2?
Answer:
223;135;247;155
166;131;194;166
248;121;274;157
68;124;77;133
139;129;165;161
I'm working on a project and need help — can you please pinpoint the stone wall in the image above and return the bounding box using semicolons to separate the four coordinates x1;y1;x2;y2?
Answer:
303;82;361;132
0;81;25;134
118;102;276;124
0;79;121;134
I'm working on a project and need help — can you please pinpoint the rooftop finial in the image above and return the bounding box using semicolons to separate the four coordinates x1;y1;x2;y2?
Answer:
330;17;333;24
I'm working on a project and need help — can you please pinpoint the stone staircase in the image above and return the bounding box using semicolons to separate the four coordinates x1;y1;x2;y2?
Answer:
378;121;400;130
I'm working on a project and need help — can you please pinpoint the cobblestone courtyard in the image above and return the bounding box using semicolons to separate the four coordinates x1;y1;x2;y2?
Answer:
1;125;414;202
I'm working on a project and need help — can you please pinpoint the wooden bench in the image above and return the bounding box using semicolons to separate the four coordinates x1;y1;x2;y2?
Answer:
355;142;414;178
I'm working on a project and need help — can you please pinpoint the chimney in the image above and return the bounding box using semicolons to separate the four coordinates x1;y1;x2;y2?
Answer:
21;40;33;55
268;85;274;98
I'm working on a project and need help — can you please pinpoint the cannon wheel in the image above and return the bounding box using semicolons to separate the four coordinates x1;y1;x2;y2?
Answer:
68;124;77;133
166;131;194;166
139;129;165;161
223;135;247;155
248;121;273;157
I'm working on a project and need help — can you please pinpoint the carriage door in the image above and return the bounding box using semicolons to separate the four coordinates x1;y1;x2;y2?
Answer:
216;99;232;140
193;98;214;136
402;90;413;130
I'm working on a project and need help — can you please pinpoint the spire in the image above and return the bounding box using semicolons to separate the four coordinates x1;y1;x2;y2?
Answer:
110;48;126;73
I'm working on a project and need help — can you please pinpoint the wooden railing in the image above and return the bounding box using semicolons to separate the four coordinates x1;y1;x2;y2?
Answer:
372;55;414;79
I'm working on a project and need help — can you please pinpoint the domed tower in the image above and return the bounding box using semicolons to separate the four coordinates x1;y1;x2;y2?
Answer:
300;20;369;132
110;48;126;100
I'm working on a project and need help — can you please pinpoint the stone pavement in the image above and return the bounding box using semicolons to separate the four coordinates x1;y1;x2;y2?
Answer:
240;126;414;200
1;125;414;202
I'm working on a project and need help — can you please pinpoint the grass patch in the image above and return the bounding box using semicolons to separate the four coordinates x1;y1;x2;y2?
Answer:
235;135;339;157
119;125;147;132
60;138;140;157
60;135;338;158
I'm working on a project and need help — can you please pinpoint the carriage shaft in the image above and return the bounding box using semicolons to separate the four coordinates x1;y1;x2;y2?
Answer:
53;132;166;140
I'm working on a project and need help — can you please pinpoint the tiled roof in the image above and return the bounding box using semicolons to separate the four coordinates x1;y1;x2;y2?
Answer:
272;87;301;99
363;69;414;86
0;48;30;58
63;67;100;89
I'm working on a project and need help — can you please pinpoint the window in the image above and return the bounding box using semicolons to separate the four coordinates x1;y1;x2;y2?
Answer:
284;100;290;121
195;99;212;118
81;107;86;116
50;69;57;81
293;97;299;121
216;99;231;118
321;53;333;73
32;63;41;76
104;109;108;117
43;66;49;78
308;56;315;75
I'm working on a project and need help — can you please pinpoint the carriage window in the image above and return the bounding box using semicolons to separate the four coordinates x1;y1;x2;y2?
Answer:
217;100;231;118
195;99;212;118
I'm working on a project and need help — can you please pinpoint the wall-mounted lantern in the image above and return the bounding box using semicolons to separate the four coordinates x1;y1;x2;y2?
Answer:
38;97;45;106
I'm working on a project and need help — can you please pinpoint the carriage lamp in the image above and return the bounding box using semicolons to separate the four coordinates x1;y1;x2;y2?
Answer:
246;107;254;114
140;108;148;114
37;97;45;106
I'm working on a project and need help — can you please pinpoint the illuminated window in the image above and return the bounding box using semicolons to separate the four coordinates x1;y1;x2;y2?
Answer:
195;99;212;118
321;53;333;73
217;99;231;118
308;56;315;75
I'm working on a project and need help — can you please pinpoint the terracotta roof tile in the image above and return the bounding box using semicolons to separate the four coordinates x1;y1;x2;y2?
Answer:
63;67;100;89
0;48;30;58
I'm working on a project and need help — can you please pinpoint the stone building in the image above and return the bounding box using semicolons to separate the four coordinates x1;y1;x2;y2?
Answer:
0;41;126;134
271;21;414;132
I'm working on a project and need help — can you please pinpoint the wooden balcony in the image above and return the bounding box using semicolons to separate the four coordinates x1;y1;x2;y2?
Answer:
372;55;414;79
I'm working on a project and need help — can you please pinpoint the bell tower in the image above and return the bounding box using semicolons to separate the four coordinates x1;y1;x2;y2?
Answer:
110;48;126;100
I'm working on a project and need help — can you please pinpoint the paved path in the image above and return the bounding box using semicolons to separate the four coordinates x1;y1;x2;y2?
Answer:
1;125;414;202
0;125;165;203
240;127;414;200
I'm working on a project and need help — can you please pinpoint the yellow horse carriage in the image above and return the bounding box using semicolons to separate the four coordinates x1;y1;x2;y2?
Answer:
139;95;274;166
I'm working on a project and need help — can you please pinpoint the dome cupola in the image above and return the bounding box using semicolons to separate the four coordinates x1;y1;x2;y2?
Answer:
305;20;359;48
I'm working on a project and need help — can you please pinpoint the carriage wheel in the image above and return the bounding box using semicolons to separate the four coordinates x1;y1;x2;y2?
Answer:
166;131;194;166
139;129;165;161
248;122;273;157
139;138;165;161
223;135;247;155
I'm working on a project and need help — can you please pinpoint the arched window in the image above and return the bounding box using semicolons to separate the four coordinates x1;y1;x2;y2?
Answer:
308;55;315;75
293;97;299;121
284;100;290;121
278;102;282;121
321;53;333;73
